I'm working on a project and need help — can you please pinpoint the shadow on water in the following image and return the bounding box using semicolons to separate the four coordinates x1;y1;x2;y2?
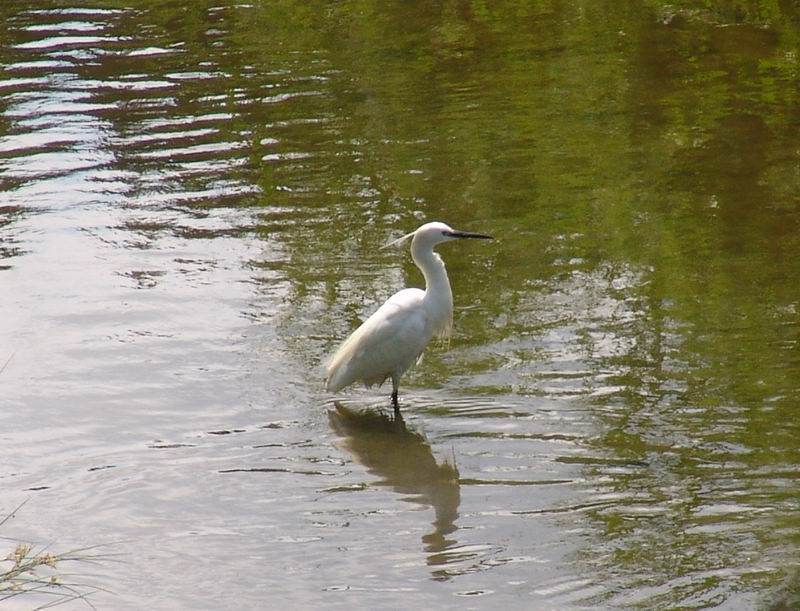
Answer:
328;402;460;564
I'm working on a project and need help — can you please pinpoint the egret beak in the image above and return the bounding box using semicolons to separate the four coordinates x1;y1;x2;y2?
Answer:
447;230;494;240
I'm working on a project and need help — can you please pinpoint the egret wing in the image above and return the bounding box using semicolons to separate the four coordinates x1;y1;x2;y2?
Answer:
325;289;431;392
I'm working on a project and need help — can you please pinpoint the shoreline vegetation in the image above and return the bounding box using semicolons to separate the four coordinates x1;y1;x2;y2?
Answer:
1;501;110;609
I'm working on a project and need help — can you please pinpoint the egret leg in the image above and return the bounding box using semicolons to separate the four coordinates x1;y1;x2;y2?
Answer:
391;376;400;413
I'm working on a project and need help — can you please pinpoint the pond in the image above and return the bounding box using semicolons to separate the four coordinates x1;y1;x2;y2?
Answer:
1;1;799;609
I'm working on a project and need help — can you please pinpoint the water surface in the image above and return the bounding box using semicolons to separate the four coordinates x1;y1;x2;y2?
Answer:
2;1;800;609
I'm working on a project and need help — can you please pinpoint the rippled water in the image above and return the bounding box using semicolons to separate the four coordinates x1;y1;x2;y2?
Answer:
2;2;800;609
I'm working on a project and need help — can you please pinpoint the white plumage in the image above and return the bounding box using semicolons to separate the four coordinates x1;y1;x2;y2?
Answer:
325;221;492;411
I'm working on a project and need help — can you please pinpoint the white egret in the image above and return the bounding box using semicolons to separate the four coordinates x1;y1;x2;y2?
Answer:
325;221;493;411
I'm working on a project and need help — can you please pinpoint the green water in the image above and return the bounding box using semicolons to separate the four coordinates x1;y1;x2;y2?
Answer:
1;1;799;608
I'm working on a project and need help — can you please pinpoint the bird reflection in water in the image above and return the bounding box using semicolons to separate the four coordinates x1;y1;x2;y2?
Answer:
328;403;461;562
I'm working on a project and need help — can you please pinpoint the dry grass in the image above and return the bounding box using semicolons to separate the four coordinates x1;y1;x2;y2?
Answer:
1;502;110;610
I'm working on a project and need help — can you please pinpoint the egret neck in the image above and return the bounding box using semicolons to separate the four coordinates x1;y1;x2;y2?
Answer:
412;235;453;339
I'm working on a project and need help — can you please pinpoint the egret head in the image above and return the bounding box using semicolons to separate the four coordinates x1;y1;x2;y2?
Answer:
416;221;493;246
384;221;493;250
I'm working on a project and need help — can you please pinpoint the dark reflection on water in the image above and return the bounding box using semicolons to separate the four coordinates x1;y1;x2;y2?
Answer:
328;403;460;562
